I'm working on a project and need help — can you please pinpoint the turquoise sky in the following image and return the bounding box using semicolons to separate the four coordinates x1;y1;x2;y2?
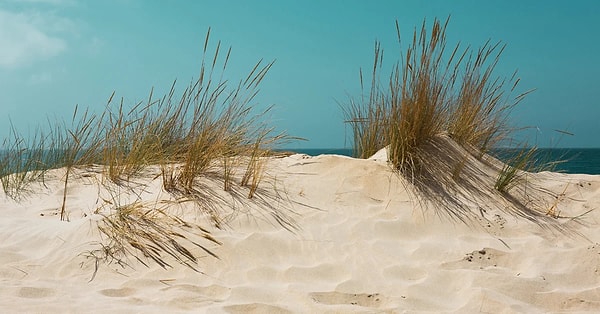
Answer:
1;0;598;148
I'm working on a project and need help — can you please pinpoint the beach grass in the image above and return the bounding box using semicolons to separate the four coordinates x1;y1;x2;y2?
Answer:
89;199;221;277
447;42;533;153
341;17;565;221
0;28;286;200
343;17;531;169
386;18;459;176
0;29;293;270
493;144;565;194
0;124;49;200
494;145;539;193
342;41;388;159
343;17;460;175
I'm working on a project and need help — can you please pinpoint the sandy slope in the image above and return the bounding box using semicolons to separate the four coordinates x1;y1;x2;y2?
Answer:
1;151;600;313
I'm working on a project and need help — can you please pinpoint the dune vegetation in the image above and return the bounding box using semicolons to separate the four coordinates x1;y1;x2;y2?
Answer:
342;17;568;221
0;29;294;272
0;18;572;273
343;17;531;168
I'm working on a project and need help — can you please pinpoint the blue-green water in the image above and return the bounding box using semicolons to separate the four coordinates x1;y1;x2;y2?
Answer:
284;148;600;175
3;148;599;175
493;148;600;175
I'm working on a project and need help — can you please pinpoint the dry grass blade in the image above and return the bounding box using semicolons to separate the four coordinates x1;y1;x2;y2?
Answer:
341;41;388;159
340;17;576;230
447;40;517;153
343;17;459;175
0;124;50;200
494;145;543;193
4;28;297;274
93;201;220;273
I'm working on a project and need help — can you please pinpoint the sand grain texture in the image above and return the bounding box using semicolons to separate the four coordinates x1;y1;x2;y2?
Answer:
1;152;600;313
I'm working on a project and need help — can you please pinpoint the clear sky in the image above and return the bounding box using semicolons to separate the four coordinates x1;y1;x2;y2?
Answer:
1;0;599;148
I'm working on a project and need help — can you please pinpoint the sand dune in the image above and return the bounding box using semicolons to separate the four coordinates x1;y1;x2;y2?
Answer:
1;150;600;313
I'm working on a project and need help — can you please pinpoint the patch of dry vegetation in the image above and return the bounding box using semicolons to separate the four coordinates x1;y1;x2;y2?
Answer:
86;200;221;280
0;29;295;273
342;17;571;223
0;125;49;200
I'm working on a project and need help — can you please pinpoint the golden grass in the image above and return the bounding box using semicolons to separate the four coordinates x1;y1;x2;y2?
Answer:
343;18;461;175
386;18;458;176
494;145;539;193
342;17;573;224
341;17;538;174
0;124;48;200
87;200;221;277
1;28;295;271
342;41;388;159
447;41;533;153
342;17;531;171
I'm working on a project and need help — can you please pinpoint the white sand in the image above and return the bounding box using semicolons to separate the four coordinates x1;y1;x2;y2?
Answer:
1;150;600;313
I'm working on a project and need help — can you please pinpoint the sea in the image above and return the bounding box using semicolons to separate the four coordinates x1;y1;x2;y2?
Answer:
283;148;600;175
2;148;599;175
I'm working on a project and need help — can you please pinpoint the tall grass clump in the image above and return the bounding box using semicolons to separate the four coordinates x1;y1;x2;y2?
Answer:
494;145;539;193
343;17;531;173
2;28;295;270
340;17;573;223
344;17;464;175
386;18;460;175
93;30;293;230
2;28;288;202
447;41;532;153
342;42;389;159
153;31;286;202
0;125;50;200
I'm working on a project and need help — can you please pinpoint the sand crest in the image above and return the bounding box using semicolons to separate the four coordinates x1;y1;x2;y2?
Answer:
1;151;600;313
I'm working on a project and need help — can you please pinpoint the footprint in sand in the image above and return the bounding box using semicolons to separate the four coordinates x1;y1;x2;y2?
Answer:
17;287;56;298
310;291;384;308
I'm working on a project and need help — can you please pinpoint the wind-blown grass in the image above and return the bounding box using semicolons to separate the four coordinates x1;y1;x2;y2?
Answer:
88;200;221;278
494;145;539;193
447;41;533;153
343;17;530;170
0;125;50;200
386;18;458;176
342;42;388;159
494;144;565;194
342;17;568;223
0;29;295;271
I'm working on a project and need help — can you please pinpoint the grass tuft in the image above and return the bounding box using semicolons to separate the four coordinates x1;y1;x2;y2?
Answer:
342;17;573;225
1;28;296;272
447;41;533;153
0;125;49;200
343;17;530;172
494;145;539;193
342;41;388;159
89;200;221;277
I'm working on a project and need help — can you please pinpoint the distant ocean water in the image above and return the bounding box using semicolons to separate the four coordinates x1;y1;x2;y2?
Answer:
283;148;600;175
1;148;598;175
